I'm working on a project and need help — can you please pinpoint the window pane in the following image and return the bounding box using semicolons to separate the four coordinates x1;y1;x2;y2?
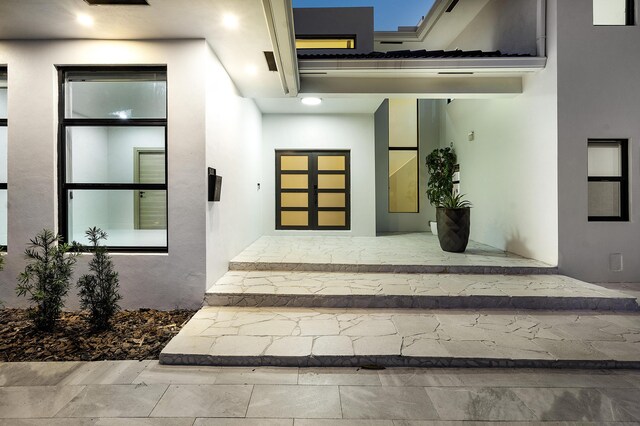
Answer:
317;174;345;189
65;71;166;119
68;189;166;247
0;89;6;119
67;126;165;183
281;156;308;171
594;0;628;25
389;150;418;213
389;99;418;147
318;155;345;171
318;211;346;226
588;142;621;177
588;181;621;217
296;38;355;49
0;189;6;246
0;127;6;182
281;211;308;226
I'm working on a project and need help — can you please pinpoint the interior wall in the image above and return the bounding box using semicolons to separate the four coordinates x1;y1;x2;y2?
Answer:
0;39;208;309
375;99;439;233
262;114;376;236
446;0;538;55
557;0;640;282
438;3;558;266
205;43;263;289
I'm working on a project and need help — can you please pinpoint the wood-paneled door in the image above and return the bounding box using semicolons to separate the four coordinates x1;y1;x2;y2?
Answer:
276;150;350;230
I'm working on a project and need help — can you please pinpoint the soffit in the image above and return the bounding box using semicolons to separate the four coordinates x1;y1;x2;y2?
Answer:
0;0;284;98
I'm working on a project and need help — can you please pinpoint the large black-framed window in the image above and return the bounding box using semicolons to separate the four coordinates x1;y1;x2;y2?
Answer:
58;66;168;251
0;68;7;247
388;99;419;213
588;139;629;221
276;150;351;231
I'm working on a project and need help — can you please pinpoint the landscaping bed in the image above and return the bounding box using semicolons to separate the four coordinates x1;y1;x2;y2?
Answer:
0;308;195;362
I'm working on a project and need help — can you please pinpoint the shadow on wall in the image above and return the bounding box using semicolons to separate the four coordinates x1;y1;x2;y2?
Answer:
504;228;535;260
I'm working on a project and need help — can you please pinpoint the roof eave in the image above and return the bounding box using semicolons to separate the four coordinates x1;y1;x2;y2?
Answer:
298;56;547;74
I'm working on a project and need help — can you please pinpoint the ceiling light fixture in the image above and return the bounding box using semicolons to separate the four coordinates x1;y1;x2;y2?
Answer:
222;13;239;29
76;13;95;27
301;97;322;106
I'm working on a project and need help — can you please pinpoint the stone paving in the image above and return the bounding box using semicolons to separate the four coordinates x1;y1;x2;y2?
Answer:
230;233;556;274
2;360;640;424
160;306;640;368
206;271;639;311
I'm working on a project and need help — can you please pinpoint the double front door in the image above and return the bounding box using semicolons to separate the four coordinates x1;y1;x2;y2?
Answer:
276;150;350;230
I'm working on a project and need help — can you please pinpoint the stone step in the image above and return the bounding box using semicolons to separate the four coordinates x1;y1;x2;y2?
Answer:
206;271;639;312
160;306;640;368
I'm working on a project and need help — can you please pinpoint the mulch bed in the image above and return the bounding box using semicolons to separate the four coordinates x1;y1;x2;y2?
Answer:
0;308;195;362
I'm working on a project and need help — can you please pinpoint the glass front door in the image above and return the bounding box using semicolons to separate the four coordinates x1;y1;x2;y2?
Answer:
276;150;350;230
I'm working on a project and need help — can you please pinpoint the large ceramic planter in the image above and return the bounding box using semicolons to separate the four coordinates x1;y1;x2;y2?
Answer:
436;207;470;253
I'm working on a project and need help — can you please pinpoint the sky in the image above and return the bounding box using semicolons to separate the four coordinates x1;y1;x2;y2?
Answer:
292;0;436;31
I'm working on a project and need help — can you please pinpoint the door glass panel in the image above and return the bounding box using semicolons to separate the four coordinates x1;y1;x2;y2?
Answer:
318;211;346;226
281;156;308;171
281;192;308;208
389;99;418;147
318;174;345;189
389;150;418;213
318;193;345;208
281;174;308;189
281;211;308;226
318;156;345;171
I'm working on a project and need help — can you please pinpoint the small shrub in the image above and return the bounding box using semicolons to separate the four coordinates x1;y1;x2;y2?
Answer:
77;227;121;331
16;229;78;331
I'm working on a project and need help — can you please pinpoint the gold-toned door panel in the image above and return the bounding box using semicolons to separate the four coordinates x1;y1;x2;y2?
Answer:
281;174;308;189
281;155;309;171
281;211;309;226
318;192;345;208
318;211;346;227
318;174;345;189
282;192;309;208
317;155;345;171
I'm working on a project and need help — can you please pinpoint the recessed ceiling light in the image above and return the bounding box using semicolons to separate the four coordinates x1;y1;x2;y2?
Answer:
301;97;322;106
245;65;258;76
222;13;239;29
76;13;94;27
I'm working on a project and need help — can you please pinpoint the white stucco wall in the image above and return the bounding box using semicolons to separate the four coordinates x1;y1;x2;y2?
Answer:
438;3;558;266
0;40;208;309
557;0;640;282
205;44;264;290
262;114;376;236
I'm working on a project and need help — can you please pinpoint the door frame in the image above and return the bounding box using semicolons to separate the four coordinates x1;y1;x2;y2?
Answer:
275;150;351;231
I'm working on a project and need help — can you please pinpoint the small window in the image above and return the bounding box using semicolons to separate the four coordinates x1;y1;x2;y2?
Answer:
593;0;634;25
588;139;628;221
296;37;356;50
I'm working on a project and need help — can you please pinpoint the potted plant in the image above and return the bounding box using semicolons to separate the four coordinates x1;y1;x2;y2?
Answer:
436;192;472;252
425;147;457;235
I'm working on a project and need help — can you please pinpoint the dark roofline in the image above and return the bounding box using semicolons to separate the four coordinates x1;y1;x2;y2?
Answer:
297;49;532;60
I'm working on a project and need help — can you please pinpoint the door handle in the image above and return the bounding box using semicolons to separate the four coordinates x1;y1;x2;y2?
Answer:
139;191;145;198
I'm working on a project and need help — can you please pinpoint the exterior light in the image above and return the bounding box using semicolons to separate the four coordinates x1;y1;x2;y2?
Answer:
301;97;322;106
222;13;239;29
77;13;95;27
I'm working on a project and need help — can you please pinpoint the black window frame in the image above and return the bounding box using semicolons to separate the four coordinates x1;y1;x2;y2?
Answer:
0;67;7;249
587;139;629;222
57;65;168;252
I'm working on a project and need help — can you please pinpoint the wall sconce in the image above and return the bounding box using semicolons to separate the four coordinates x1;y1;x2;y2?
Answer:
208;167;222;202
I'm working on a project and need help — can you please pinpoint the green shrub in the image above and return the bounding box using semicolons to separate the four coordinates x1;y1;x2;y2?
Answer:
425;147;457;207
77;227;121;331
16;229;78;331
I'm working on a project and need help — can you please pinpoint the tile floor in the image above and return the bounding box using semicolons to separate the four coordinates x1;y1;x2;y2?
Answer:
160;306;640;367
1;361;640;424
229;233;554;272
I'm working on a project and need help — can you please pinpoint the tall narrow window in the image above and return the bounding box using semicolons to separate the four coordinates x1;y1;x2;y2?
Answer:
593;0;635;25
58;67;168;250
588;139;628;221
0;68;7;247
388;99;418;213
